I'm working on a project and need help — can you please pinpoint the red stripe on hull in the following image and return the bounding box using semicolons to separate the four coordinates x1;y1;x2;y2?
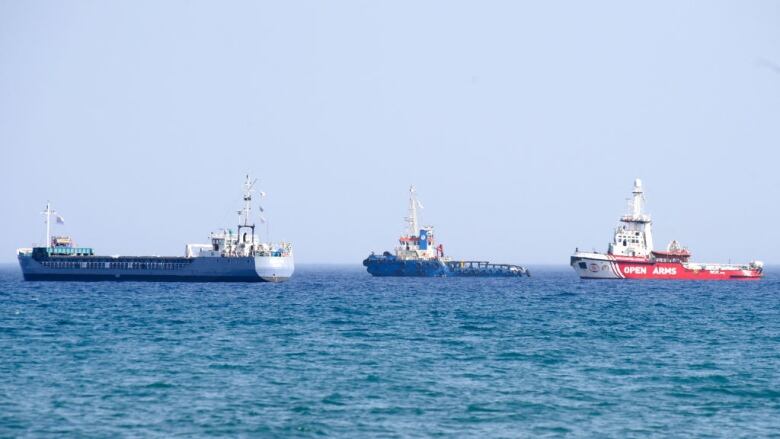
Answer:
614;261;761;280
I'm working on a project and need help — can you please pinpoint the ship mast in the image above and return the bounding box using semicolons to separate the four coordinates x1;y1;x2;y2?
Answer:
405;185;422;236
629;179;647;221
619;179;651;222
42;202;56;248
619;178;654;253
237;175;257;246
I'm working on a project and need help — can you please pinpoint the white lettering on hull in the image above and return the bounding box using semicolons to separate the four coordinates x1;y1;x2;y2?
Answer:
622;265;678;276
653;267;677;275
623;266;647;275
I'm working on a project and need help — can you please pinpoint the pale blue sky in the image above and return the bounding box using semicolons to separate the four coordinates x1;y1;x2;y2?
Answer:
1;1;779;264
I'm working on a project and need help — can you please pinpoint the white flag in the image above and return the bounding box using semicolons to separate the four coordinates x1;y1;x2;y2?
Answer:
56;215;65;224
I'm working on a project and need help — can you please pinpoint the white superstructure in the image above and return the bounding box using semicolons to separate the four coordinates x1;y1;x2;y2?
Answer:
608;178;653;258
189;175;292;259
394;185;443;261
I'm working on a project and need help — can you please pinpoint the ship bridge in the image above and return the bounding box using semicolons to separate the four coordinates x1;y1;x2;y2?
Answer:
609;179;654;257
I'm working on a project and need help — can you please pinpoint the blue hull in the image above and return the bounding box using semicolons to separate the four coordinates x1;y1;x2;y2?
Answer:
21;273;273;282
363;257;448;277
18;253;293;283
363;254;529;278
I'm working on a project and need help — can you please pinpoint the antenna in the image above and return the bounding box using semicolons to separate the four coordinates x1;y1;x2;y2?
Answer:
41;202;57;248
405;185;421;236
236;175;261;248
631;178;644;218
621;178;650;223
257;188;267;242
240;174;258;227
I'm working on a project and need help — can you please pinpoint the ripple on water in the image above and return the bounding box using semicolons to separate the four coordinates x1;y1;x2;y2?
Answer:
0;266;779;436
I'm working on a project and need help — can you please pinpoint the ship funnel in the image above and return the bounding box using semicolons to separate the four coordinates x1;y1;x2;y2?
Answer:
634;178;643;191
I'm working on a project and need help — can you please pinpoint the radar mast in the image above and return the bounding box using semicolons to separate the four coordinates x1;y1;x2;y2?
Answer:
41;202;58;248
237;175;258;246
405;185;422;236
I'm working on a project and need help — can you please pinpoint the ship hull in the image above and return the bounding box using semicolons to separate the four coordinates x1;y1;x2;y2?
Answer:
363;257;448;277
18;253;294;283
571;253;762;280
363;254;528;277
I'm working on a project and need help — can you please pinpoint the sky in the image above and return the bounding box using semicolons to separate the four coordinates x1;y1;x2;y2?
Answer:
1;1;779;265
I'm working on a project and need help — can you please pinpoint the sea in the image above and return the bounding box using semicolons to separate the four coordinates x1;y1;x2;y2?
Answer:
1;264;779;438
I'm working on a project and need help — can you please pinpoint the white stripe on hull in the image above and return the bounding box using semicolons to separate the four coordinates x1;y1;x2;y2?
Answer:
571;253;623;279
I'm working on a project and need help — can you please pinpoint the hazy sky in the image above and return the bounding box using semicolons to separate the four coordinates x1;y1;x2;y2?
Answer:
1;1;779;264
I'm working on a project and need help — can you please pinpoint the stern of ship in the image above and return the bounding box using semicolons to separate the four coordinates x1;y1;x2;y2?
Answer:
570;252;623;279
254;255;294;282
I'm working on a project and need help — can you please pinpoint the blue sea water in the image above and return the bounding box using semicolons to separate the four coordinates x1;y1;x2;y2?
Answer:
1;264;779;438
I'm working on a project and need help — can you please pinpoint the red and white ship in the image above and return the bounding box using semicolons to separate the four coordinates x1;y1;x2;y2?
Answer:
571;179;763;280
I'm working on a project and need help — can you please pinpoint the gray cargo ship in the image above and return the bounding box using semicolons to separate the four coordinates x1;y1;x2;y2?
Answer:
17;176;294;282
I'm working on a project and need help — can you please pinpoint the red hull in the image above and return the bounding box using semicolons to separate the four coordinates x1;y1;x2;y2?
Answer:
612;257;761;280
572;179;764;280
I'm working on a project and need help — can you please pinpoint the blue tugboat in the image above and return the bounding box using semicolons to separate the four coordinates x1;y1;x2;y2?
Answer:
363;186;529;277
